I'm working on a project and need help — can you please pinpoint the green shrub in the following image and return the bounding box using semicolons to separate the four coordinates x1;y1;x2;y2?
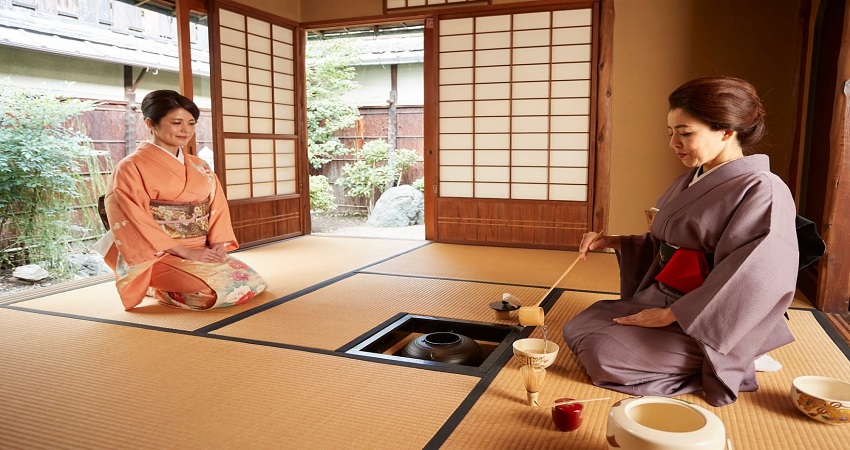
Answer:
0;80;100;275
309;175;337;212
412;177;425;192
335;139;420;213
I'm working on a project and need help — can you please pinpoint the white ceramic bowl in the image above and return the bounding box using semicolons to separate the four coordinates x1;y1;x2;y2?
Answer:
512;338;559;369
606;397;726;450
790;375;850;425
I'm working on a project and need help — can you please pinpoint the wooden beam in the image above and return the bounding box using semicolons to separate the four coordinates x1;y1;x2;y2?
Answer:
817;1;850;313
593;0;613;234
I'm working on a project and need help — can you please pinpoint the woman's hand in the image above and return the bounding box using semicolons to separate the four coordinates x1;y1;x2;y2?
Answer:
578;232;620;261
166;245;227;263
614;307;676;328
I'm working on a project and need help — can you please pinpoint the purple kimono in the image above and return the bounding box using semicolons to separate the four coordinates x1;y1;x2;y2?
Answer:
563;155;799;406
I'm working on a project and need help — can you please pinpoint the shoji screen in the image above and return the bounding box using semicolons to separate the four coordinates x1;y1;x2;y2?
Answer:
218;8;297;200
438;9;592;201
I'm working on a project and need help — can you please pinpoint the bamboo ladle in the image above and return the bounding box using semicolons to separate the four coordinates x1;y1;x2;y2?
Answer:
516;230;604;327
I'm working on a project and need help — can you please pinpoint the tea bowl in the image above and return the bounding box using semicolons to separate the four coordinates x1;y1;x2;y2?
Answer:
790;375;850;425
606;396;726;450
512;338;559;369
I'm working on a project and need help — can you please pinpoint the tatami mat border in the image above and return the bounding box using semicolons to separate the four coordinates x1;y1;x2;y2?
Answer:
806;308;850;359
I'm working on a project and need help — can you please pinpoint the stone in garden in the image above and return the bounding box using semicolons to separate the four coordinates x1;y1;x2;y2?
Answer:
367;185;424;227
12;264;49;282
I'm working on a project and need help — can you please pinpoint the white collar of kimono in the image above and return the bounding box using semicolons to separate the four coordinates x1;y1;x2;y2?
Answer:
149;142;185;165
689;158;739;186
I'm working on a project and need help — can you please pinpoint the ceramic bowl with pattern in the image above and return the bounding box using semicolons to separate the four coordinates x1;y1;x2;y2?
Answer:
512;338;559;369
790;375;850;425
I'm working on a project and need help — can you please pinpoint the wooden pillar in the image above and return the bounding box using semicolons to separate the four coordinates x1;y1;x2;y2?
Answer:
593;0;614;234
817;2;850;313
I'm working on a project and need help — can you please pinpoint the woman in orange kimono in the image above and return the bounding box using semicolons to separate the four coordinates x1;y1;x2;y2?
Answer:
96;90;266;311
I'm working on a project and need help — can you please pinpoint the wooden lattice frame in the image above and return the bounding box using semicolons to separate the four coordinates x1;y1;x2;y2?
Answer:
384;0;492;14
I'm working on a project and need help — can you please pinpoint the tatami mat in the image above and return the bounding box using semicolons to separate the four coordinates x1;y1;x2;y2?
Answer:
442;293;850;450
0;308;479;449
6;236;426;331
365;243;620;294
212;273;546;350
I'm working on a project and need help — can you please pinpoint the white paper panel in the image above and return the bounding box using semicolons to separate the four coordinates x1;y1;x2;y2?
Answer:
512;99;549;116
440;150;474;165
225;138;250;153
475;32;511;50
553;44;591;63
552;62;591;80
553;8;592;27
550;150;589;166
475;116;510;132
440;18;473;36
252;168;275;183
441;51;473;68
277;154;295;167
512;46;550;65
272;41;293;59
275;104;295;120
440;85;474;101
551;115;590;132
512;149;548;166
251;139;274;153
249;68;272;86
441;35;474;52
475;150;510;165
440;117;473;133
440;134;474;149
227;169;250;184
475;83;510;99
475;134;509;149
475;182;510;198
512;81;549;99
512;64;550;82
275;120;295;135
440;182;473;197
552;26;592;45
249;101;273;118
273;25;293;43
512;116;549;133
227;184;250;200
549;184;587;201
223;115;248;133
512;166;547;183
250;118;273;134
248;51;271;70
513;11;550;30
274;57;294;74
475;67;510;83
440;68;474;84
275;89;294;105
247;34;270;53
511;133;548;149
511;183;547;200
277;73;294;89
252;182;275;197
277;180;296;194
551;80;591;97
476;15;511;33
475;49;511;67
220;27;245;48
275;167;296;180
220;10;245;31
474;100;511;116
550;133;589;150
222;98;248;116
441;166;473;181
552;98;590;115
513;29;550;48
475;166;510;182
249;84;273;101
225;154;250;169
550;167;588;184
247;17;270;38
222;81;248;99
276;139;295;154
220;45;246;65
440;101;473;117
221;63;247;82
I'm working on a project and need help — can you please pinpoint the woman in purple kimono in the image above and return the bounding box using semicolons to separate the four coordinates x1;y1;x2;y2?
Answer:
563;76;799;407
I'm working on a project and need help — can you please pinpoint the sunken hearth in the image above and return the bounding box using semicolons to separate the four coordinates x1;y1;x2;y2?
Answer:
341;314;522;375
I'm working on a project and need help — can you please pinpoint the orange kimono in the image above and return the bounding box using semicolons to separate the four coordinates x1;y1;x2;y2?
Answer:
96;143;266;310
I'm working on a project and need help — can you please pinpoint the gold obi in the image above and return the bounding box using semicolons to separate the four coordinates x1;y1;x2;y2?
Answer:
150;198;210;239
